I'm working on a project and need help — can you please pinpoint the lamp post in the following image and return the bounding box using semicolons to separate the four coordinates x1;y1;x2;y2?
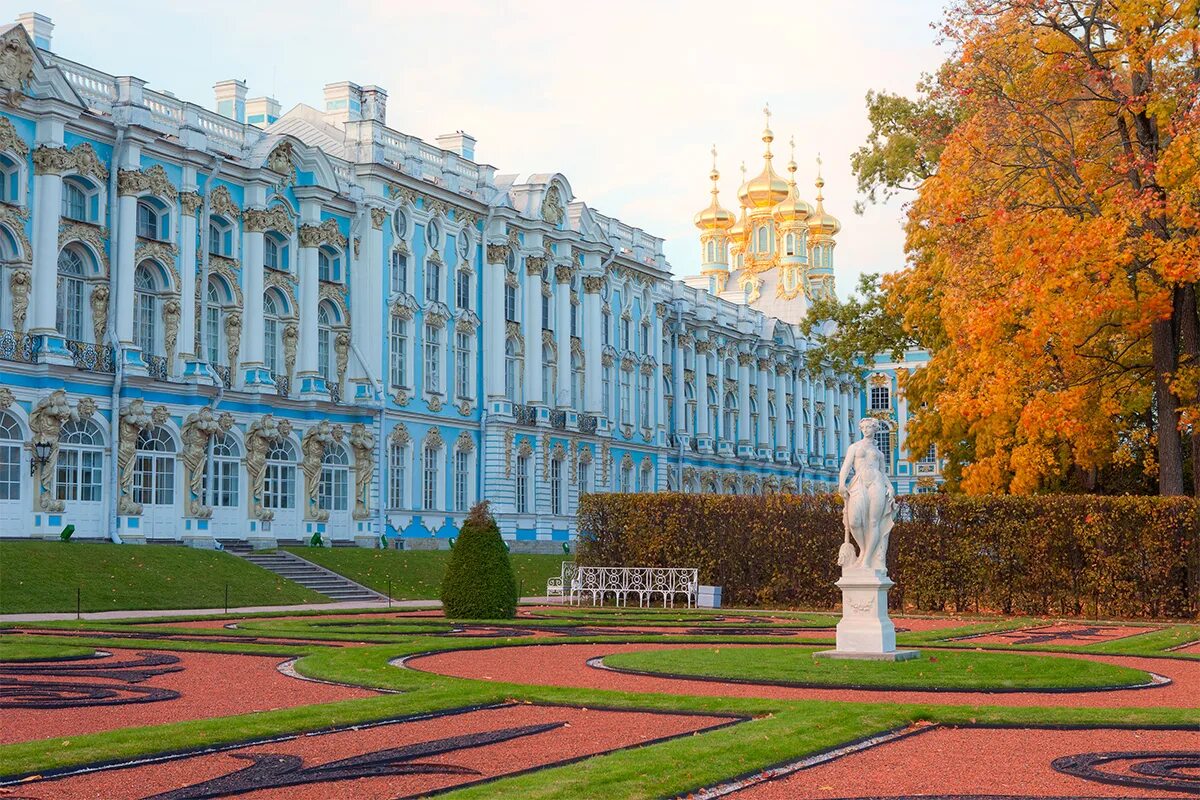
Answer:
30;440;52;476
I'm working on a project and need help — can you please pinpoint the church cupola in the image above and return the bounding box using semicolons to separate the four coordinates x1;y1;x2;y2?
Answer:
805;155;840;301
737;105;790;210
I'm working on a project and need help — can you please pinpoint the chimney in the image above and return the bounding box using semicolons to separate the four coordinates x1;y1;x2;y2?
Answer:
213;79;247;123
323;81;362;126
245;96;281;129
436;131;477;162
17;12;53;50
360;85;387;124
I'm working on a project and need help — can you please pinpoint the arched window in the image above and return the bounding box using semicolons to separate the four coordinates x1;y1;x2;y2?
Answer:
133;426;176;507
549;456;563;515
723;391;738;440
619;369;632;425
707;387;718;437
204;431;240;508
814;413;825;458
515;453;529;513
803;410;811;454
426;219;441;251
457;230;471;264
579;456;591;495
571;351;584;409
705;240;716;262
204;277;230;366
684;381;696;434
786;401;795;452
56;418;104;502
422;443;440;511
390;314;409;390
756;225;769;253
601;310;610;346
392;207;408;241
61;177;96;223
388;439;407;509
874;424;892;468
785;232;796;256
0;154;18;205
263;290;285;376
749;397;759;440
264;439;296;510
602;365;612;417
208;217;233;257
664;376;675;432
542;347;557;405
317;301;336;384
505;336;524;403
541;279;552;329
456;268;470;310
56;247;87;341
504;254;518;322
454;447;471;512
318;442;349;513
870;384;891;411
768;400;777;448
639;371;651;428
0;411;22;500
424;323;441;395
318;246;341;282
639;460;653;492
137;199;166;240
425;256;441;303
619;460;632;493
133;260;169;355
454;329;472;401
391;248;408;295
264;232;289;271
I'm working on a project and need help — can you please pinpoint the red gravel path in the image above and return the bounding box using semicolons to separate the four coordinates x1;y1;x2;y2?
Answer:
406;643;1200;709
2;648;379;744
960;623;1161;646
20;703;733;799
728;726;1200;798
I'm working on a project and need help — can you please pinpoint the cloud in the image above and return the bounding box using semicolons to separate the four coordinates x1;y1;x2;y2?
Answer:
33;0;947;296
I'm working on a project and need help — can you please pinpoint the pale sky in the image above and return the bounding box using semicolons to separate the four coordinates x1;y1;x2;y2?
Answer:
26;0;948;297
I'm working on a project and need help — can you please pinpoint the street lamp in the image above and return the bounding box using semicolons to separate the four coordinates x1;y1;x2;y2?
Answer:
30;440;52;475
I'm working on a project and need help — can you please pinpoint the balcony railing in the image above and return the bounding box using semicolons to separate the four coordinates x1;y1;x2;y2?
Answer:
65;340;114;373
579;413;597;434
0;330;36;364
272;373;291;398
329;384;343;404
513;403;537;426
550;409;567;430
213;364;232;389
145;355;168;381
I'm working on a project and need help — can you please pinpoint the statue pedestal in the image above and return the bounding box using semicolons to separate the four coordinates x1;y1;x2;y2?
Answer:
815;567;919;662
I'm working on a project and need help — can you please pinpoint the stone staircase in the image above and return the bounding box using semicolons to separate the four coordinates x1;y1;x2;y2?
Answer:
222;543;386;604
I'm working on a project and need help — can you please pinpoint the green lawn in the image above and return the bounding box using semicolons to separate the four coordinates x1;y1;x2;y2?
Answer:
0;541;328;613
602;645;1153;691
283;546;569;600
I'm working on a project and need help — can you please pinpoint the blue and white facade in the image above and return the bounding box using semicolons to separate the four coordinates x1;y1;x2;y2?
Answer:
0;14;939;549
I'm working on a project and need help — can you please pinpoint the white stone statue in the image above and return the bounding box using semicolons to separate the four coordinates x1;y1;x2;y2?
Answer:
837;417;896;572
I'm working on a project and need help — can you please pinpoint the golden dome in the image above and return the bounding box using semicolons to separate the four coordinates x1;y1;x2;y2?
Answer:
807;161;841;236
694;146;736;231
773;138;812;224
737;105;790;209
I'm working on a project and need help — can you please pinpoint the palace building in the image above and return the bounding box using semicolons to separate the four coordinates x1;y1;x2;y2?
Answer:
0;13;939;550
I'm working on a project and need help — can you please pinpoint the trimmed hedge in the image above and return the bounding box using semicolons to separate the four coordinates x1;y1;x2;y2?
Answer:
577;493;1200;619
439;501;519;619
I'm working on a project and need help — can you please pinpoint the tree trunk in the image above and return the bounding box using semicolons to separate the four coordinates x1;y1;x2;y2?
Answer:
1152;313;1184;496
1178;284;1200;497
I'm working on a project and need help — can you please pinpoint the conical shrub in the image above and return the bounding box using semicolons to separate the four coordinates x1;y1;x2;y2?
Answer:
439;501;518;619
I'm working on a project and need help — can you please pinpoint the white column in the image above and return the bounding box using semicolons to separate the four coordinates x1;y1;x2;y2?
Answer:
240;183;268;388
803;373;814;456
554;264;571;407
774;366;787;454
756;358;770;451
582;271;603;414
652;310;665;433
523;255;543;405
825;378;837;463
694;342;709;440
362;206;386;392
29;145;65;350
714;349;725;443
484;242;506;400
736;353;752;448
296;199;323;396
178;186;199;371
114;191;139;361
839;383;852;456
673;334;686;435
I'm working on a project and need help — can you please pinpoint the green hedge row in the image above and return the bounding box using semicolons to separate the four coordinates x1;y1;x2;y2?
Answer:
576;493;1200;619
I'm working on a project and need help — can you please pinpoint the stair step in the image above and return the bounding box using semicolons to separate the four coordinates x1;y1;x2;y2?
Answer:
228;549;385;603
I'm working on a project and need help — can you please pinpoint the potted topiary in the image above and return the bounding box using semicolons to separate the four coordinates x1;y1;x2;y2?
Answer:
440;501;518;619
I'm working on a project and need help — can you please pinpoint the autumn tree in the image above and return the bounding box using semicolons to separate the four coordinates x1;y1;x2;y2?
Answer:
888;0;1200;495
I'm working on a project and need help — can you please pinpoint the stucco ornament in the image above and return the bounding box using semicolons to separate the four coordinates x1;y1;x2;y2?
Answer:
162;299;181;371
334;330;350;396
349;423;375;521
541;185;565;225
837;417;896;571
27;390;77;512
301;421;337;522
0;387;13;410
0;115;28;155
266;141;297;185
244;415;291;522
298;218;347;249
89;284;109;345
180;406;222;518
224;311;242;376
9;267;29;333
0;28;35;107
118;164;174;199
282;323;298;387
116;399;155;516
244;204;294;234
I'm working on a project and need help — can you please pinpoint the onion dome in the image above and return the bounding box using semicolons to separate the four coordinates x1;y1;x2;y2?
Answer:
773;137;812;224
807;155;841;236
694;146;736;232
737;104;790;209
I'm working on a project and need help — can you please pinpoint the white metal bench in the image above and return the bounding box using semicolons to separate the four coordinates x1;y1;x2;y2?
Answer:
570;566;699;608
546;561;578;603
